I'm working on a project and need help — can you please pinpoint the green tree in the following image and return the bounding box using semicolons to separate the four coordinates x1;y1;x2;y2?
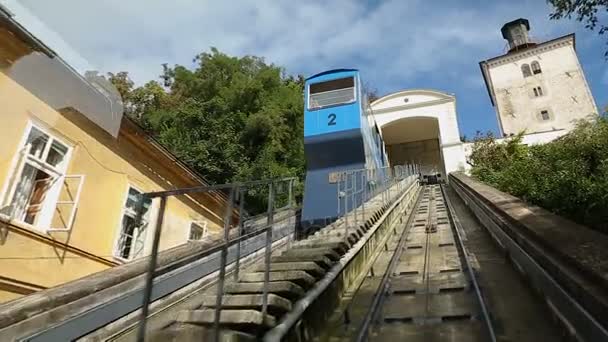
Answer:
548;0;608;56
109;48;305;213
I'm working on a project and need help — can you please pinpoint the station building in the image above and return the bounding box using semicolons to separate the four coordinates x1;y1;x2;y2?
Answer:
371;89;466;180
0;3;228;302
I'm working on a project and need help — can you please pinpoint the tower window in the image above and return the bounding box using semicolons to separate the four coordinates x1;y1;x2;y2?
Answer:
531;61;542;74
540;110;550;121
521;64;532;78
533;86;543;97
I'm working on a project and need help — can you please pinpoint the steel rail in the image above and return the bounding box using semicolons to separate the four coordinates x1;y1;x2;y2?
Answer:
264;177;417;342
354;185;423;342
441;184;497;342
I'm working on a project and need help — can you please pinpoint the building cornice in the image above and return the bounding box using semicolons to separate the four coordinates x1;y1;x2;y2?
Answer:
372;97;454;115
483;34;575;67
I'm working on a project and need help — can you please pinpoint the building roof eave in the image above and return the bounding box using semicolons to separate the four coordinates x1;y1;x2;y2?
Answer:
0;4;56;57
479;61;495;107
482;33;575;65
370;88;455;108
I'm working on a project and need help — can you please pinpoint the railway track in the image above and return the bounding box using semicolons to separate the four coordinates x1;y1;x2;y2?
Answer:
354;184;495;341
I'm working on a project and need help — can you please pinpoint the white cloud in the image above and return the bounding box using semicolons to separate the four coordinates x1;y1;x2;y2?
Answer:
12;0;582;92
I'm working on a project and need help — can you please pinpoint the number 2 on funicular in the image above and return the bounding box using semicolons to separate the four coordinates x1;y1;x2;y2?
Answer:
327;113;336;126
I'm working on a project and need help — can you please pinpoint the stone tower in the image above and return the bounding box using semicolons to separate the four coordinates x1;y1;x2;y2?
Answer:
480;18;597;138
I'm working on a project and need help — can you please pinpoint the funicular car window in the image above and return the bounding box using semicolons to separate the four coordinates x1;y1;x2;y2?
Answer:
309;77;355;109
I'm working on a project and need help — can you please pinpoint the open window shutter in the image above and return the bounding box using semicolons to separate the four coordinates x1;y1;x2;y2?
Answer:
48;175;85;232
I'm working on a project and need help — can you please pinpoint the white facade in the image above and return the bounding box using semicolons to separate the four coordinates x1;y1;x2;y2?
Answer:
371;89;467;179
480;32;598;138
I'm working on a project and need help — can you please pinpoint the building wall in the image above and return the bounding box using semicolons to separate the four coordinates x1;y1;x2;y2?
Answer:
486;37;597;136
387;139;445;176
0;71;223;302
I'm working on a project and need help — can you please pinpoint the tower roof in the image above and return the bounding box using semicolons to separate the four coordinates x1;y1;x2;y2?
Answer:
501;18;530;39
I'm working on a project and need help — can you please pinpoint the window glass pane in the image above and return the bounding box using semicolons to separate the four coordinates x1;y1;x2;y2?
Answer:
189;222;205;240
521;65;532;78
119;215;136;258
541;111;550;120
46;140;69;167
25;127;49;159
9;163;38;219
309;77;355;109
126;187;151;215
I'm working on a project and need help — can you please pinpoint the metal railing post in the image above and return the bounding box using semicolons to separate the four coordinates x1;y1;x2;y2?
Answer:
214;187;235;342
234;187;245;281
387;168;392;202
136;195;167;342
344;172;350;243
262;182;275;315
288;179;293;209
352;171;358;227
362;171;367;222
337;173;342;219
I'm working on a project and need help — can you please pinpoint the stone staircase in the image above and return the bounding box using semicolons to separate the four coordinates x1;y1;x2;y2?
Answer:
148;196;395;341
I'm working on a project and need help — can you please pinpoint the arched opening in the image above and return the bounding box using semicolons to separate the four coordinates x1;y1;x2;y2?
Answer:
381;116;446;177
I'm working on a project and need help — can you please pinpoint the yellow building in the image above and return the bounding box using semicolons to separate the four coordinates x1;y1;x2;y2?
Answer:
0;9;228;302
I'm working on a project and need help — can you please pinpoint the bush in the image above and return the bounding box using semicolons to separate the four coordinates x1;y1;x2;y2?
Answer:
468;118;608;234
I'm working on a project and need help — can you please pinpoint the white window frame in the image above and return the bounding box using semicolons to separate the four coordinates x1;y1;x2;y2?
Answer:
0;121;74;231
113;184;153;261
48;174;86;232
187;220;208;241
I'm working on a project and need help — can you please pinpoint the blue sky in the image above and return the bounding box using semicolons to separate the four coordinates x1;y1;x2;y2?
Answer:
11;0;608;138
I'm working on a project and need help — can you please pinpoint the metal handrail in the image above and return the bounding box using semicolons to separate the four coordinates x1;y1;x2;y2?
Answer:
143;177;297;199
136;177;297;342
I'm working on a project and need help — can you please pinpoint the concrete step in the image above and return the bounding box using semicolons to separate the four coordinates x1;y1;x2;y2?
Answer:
291;240;350;254
271;254;334;269
313;230;361;244
197;294;292;317
224;281;305;300
316;226;365;238
150;325;256;342
250;261;326;279
177;309;275;335
239;271;316;289
281;247;342;262
308;236;355;247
